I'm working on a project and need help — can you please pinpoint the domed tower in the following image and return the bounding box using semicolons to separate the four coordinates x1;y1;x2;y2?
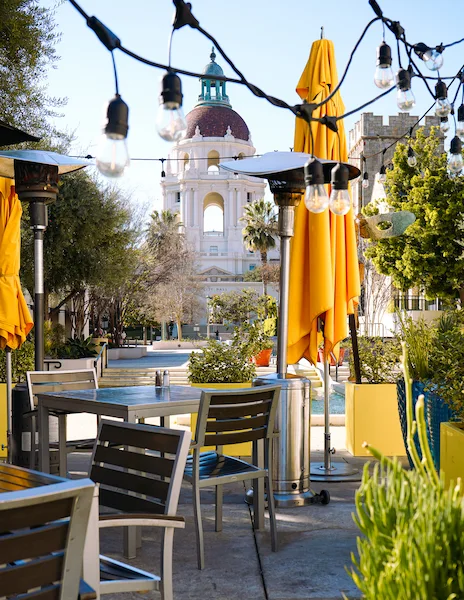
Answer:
161;49;268;295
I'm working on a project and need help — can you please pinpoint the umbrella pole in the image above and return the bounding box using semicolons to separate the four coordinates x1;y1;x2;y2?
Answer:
5;347;13;463
323;356;332;470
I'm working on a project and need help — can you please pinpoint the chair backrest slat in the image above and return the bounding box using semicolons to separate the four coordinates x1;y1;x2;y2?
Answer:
27;369;98;410
0;478;94;599
196;385;281;451
91;420;191;517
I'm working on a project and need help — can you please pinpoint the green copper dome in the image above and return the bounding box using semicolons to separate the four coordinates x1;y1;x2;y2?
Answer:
197;47;230;108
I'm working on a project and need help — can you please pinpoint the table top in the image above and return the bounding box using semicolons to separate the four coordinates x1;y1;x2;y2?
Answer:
0;463;65;493
37;384;203;411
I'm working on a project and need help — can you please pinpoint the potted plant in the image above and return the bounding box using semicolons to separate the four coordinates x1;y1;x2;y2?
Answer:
346;345;464;599
187;338;257;455
345;336;405;457
396;311;459;471
45;323;98;370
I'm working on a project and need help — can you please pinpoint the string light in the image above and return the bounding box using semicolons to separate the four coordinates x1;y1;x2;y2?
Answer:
396;69;415;112
407;146;417;167
374;41;394;89
434;80;452;117
448;136;463;173
304;158;329;213
413;43;444;72
456;105;464;141
440;116;450;135
329;163;351;216
156;71;187;142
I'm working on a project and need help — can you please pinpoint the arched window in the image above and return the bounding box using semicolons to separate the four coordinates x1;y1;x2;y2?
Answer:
207;150;220;170
183;153;190;171
203;192;224;235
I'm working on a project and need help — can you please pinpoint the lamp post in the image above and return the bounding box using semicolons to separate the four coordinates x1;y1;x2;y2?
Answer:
0;150;90;370
220;152;360;505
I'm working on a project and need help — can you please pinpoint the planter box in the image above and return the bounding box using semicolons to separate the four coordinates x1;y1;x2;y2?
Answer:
152;341;208;350
45;358;96;370
440;422;464;487
345;382;406;457
190;383;252;456
108;347;148;360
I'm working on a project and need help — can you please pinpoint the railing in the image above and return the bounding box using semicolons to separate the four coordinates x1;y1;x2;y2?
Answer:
94;342;108;378
393;297;444;311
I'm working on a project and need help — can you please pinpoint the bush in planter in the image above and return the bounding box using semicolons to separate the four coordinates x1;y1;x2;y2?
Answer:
49;336;98;359
348;336;401;384
346;345;464;600
0;341;35;383
187;339;256;384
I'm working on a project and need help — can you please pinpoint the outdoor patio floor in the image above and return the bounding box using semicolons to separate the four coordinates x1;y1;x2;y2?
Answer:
69;449;374;600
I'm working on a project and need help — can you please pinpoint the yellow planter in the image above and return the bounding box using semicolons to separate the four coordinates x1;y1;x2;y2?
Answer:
0;384;10;458
345;382;406;457
190;383;252;456
440;422;464;488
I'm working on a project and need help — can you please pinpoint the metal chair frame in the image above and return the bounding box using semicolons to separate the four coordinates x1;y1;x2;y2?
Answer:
0;478;94;599
90;419;191;600
26;368;99;476
183;384;281;569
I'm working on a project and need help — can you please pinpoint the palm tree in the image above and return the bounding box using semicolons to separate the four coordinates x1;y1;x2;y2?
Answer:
240;198;278;296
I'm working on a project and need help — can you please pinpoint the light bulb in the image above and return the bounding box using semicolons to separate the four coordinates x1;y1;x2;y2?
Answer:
374;42;395;89
96;94;130;178
329;162;350;216
435;98;451;118
456;105;464;141
423;48;444;71
407;147;417;167
397;88;416;111
449;136;463;173
440;117;450;135
378;164;387;183
396;69;415;112
329;189;351;216
156;105;187;142
157;71;188;142
362;174;369;189
304;184;329;213
96;133;130;177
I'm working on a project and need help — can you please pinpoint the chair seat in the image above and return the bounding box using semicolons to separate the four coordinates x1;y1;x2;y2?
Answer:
184;451;260;482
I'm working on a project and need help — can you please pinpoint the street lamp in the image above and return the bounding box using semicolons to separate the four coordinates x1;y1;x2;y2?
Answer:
0;150;90;370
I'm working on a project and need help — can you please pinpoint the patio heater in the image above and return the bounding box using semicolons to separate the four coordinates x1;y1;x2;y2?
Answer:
220;152;360;505
0;150;90;370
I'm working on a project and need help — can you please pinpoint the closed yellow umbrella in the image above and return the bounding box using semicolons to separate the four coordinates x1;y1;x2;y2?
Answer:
0;177;33;350
287;38;360;366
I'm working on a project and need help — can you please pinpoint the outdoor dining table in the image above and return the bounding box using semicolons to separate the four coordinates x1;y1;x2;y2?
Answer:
0;462;100;599
36;384;267;558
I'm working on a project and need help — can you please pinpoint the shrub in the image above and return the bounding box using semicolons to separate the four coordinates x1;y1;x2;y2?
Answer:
348;336;401;384
188;339;256;384
0;341;35;382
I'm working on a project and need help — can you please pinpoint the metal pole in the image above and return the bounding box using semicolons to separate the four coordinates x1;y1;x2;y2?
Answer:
33;229;45;371
276;205;294;376
323;357;332;471
5;347;13;463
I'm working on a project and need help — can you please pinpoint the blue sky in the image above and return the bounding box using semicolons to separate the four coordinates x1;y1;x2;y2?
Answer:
40;0;464;215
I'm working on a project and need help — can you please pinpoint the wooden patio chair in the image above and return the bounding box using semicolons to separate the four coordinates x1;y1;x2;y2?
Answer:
90;420;191;599
183;384;281;569
26;368;99;476
0;477;95;599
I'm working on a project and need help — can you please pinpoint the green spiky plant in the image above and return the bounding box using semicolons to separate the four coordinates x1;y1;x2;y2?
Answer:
345;342;464;599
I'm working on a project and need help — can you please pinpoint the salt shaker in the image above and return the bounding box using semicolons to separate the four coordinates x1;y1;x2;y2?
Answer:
155;370;162;387
163;370;170;387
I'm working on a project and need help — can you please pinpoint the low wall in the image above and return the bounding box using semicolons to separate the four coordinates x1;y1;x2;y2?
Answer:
44;358;96;370
108;347;148;360
152;341;208;350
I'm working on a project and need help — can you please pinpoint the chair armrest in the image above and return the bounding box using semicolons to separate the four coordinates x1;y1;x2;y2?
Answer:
99;513;185;529
79;579;97;600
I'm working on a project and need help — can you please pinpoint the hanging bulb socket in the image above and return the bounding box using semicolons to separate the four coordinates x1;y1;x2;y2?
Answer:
159;71;183;109
330;162;349;191
435;80;451;117
413;43;444;71
435;80;448;101
407;146;417;167
377;41;392;67
449;135;463;173
396;69;411;92
450;135;462;156
104;94;129;138
362;171;369;189
457;104;464;140
378;164;387;183
304;157;329;213
329;163;350;216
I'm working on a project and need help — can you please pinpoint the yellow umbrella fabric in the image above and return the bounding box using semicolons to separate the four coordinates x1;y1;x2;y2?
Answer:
0;177;33;350
287;39;360;365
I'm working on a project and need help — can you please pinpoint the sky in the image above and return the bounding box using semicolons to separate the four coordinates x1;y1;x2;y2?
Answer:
39;0;464;218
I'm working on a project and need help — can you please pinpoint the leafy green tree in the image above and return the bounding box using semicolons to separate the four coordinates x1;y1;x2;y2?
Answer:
20;171;139;324
0;0;66;142
240;198;278;295
364;128;464;302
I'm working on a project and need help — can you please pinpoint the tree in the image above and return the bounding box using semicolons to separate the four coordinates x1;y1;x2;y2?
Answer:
0;0;65;140
20;170;139;327
240;198;278;295
364;128;464;302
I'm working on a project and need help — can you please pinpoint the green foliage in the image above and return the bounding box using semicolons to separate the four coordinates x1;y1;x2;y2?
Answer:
48;336;98;360
395;312;435;380
209;290;277;356
347;345;464;599
0;342;35;383
44;321;65;358
364;128;464;301
349;336;401;383
187;340;256;384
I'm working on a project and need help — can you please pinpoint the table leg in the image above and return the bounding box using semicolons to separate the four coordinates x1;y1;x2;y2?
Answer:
83;485;100;599
252;438;265;530
38;402;50;473
123;413;137;559
58;415;67;477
